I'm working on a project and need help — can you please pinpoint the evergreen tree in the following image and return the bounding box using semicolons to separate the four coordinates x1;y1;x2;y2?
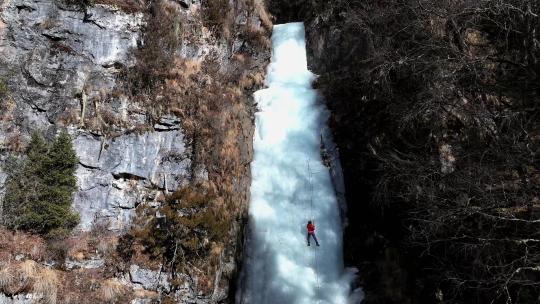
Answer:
41;131;79;235
2;131;79;237
2;156;26;226
3;132;49;230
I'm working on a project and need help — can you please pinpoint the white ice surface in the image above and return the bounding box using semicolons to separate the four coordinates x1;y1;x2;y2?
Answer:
241;23;362;304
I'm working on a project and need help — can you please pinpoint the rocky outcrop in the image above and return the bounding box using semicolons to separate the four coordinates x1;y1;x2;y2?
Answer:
0;0;142;122
73;128;190;230
0;0;151;230
0;294;33;304
129;264;172;292
1;0;271;303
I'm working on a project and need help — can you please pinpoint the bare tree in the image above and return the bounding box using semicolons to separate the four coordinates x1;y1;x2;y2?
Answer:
302;0;540;302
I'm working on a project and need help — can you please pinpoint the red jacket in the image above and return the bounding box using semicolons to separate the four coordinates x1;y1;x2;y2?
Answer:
307;223;315;233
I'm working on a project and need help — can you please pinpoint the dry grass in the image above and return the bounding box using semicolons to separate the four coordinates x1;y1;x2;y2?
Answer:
19;260;38;282
34;268;58;304
133;288;159;300
0;227;46;261
96;235;118;257
0;267;15;294
57;107;80;127
99;278;125;302
0;260;57;303
4;130;24;152
254;0;273;31
40;18;57;29
0;229;135;303
62;225;119;262
99;108;124;127
57;269;109;304
94;0;144;14
65;232;91;261
130;243;162;271
245;23;271;50
201;0;231;36
209;243;223;268
0;91;15;122
239;70;265;90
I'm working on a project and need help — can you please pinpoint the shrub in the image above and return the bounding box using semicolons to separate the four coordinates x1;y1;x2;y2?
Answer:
3;131;79;237
130;184;231;277
0;78;8;98
0;227;47;261
124;0;182;97
63;0;93;6
45;238;69;264
62;0;94;10
302;0;540;302
94;0;143;13
0;78;10;114
0;260;57;302
116;233;135;263
201;0;230;35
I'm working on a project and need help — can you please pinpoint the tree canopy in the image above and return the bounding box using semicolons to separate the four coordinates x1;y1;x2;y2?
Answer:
2;131;79;237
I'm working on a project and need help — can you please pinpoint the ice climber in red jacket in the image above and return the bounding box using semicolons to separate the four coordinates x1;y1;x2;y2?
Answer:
306;220;320;246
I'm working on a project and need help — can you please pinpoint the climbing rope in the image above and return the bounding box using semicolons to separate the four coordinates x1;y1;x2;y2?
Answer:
314;243;322;304
307;159;314;220
306;159;322;304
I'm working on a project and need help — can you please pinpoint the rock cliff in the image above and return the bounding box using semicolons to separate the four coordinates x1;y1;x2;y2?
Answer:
0;0;271;302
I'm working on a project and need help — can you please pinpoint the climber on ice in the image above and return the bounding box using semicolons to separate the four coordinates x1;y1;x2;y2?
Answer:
306;220;320;246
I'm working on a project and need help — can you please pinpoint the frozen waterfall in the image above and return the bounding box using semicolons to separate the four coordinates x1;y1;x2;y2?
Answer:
238;23;362;304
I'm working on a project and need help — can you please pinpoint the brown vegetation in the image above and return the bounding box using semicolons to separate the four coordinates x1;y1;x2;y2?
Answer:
201;0;231;36
1;0;271;301
62;0;143;14
94;0;144;14
291;0;540;303
112;2;271;296
99;278;127;302
0;78;13;119
0;227;46;262
254;0;273;31
0;226;162;303
0;260;58;303
121;0;269;222
125;184;229;292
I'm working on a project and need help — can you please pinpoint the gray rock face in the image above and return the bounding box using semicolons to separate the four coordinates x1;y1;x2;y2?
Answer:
0;0;270;302
129;264;171;292
0;0;143;121
65;257;105;270
0;0;192;232
0;294;33;304
72;129;190;230
0;0;149;231
0;0;193;232
154;115;182;131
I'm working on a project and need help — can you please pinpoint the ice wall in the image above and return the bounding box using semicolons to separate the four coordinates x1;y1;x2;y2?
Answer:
239;23;361;304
